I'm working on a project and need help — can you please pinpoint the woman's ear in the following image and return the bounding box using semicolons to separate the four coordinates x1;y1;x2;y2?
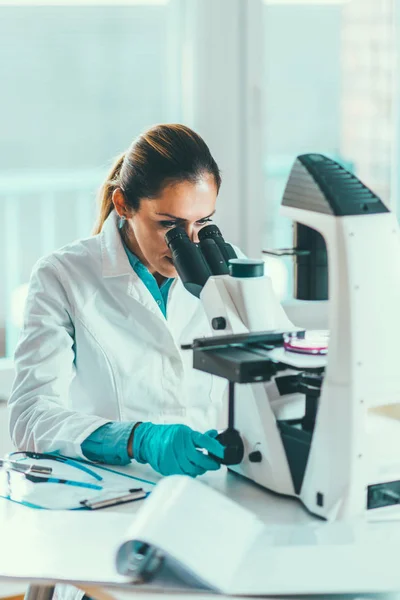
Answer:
112;188;130;219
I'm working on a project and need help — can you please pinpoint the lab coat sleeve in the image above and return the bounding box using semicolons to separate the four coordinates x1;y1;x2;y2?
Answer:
8;257;110;458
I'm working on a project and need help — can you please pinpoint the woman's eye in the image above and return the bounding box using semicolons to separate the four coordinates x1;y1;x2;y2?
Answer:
159;218;212;229
196;218;213;226
159;221;178;229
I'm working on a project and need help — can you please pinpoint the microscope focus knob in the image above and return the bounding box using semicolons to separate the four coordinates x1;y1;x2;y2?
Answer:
212;317;226;330
248;450;262;463
228;259;264;278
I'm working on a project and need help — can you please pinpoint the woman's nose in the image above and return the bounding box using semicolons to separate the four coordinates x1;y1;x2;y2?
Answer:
185;224;198;243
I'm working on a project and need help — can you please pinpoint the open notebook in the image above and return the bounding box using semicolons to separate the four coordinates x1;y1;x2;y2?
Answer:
1;475;400;596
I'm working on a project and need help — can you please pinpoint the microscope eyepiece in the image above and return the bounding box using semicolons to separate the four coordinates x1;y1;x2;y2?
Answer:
198;224;238;263
165;226;211;298
197;224;224;240
164;226;188;245
196;224;229;276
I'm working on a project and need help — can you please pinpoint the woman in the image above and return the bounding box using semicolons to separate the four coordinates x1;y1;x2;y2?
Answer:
8;123;229;477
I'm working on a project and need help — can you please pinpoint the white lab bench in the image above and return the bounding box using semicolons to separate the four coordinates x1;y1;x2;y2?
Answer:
1;457;400;600
1;382;400;600
0;457;315;600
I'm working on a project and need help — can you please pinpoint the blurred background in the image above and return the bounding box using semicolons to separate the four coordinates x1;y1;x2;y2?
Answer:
0;0;397;359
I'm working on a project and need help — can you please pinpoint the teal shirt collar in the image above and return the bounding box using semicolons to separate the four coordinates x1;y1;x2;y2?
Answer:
119;220;174;317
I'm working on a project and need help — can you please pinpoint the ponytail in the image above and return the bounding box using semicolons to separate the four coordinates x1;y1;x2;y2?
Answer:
92;152;125;235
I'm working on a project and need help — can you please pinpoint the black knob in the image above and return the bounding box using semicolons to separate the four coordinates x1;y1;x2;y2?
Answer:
211;428;244;465
229;259;264;278
212;317;226;330
248;450;262;463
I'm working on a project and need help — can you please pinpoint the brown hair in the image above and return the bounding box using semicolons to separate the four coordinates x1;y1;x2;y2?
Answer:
92;124;221;235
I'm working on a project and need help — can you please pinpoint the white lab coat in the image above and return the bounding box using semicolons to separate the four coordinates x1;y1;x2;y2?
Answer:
8;210;228;457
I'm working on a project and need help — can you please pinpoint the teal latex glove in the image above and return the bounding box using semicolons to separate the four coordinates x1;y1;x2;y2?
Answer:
133;423;225;477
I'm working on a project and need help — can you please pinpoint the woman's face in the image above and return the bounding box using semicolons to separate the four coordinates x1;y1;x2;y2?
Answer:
114;174;218;279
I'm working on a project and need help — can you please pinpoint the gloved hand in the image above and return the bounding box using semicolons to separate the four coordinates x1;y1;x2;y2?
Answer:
132;422;225;477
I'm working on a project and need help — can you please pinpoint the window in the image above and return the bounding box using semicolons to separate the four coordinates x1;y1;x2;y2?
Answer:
0;0;182;356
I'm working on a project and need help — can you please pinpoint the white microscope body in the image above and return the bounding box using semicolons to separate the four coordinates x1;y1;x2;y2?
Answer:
198;154;400;520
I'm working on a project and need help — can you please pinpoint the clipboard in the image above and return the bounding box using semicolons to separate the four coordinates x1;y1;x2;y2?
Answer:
0;452;154;510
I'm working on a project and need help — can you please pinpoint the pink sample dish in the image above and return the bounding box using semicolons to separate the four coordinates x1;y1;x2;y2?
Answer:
283;330;329;356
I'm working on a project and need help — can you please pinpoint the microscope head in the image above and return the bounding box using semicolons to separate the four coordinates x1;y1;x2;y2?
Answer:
282;153;387;218
281;154;389;301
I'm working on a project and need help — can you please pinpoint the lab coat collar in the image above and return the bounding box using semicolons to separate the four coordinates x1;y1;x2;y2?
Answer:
100;210;133;278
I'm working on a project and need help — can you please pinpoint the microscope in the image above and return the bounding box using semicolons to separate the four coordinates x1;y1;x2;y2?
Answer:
165;154;400;521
